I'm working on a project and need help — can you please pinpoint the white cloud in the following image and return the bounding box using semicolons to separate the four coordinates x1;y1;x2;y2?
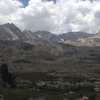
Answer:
0;0;22;24
1;0;100;34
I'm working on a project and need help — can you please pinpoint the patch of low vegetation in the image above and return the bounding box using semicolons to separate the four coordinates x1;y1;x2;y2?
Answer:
0;88;33;100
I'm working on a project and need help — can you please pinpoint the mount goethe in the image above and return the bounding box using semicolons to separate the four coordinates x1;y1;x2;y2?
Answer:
0;23;100;78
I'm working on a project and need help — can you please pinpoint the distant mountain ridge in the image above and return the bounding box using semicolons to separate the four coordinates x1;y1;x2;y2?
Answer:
59;32;94;41
0;23;96;47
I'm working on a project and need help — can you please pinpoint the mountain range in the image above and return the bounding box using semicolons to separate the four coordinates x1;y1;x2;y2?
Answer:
0;23;100;78
0;23;97;46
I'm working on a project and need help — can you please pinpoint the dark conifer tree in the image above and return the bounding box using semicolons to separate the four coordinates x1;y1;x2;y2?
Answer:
0;63;16;88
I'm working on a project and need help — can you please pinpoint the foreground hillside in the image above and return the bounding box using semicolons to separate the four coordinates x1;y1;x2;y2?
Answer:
0;40;100;79
0;40;100;100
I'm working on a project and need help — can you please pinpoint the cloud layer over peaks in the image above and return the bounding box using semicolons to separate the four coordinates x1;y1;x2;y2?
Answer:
0;0;100;34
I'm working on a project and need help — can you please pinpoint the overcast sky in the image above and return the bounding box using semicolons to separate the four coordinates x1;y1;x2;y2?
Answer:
0;0;100;34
